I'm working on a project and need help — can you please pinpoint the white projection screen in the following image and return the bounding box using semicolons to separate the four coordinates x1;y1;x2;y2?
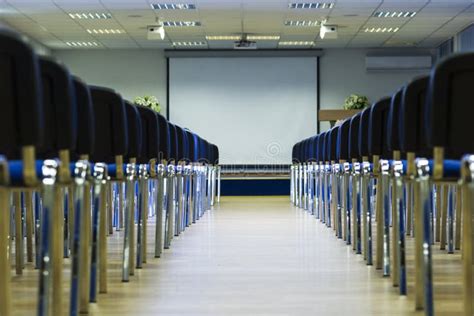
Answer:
169;57;318;165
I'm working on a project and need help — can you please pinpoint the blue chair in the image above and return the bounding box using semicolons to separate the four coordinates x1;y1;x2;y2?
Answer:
0;27;44;316
337;119;353;246
349;113;363;255
37;56;78;316
422;53;474;316
155;113;169;258
368;97;391;276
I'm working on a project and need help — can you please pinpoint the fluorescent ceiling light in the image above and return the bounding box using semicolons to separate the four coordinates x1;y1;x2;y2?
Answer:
66;41;100;47
289;3;334;9
247;35;280;40
68;12;111;19
163;21;201;27
173;41;207;46
374;11;417;18
206;35;241;41
87;29;124;35
284;20;319;27
364;27;400;33
279;41;314;46
151;3;196;10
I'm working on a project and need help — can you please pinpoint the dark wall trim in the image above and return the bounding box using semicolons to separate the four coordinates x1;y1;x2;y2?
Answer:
166;57;170;120
165;49;324;58
316;57;321;134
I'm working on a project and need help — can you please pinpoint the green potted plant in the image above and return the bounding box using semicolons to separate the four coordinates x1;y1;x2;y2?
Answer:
343;94;370;110
134;95;161;113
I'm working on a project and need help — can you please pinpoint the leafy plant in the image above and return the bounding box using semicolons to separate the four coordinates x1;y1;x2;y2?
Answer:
343;94;370;110
134;95;161;113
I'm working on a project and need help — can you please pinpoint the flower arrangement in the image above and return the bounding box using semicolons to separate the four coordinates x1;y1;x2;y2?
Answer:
134;95;161;113
343;94;370;110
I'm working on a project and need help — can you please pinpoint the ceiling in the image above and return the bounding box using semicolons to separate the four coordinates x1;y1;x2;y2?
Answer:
0;0;472;50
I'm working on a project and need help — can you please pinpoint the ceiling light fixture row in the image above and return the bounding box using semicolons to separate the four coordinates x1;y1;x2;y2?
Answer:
163;21;201;27
151;3;196;10
289;2;334;9
364;27;400;33
279;41;314;46
87;29;124;35
68;12;111;19
284;20;319;27
66;41;100;47
173;41;207;46
373;11;417;18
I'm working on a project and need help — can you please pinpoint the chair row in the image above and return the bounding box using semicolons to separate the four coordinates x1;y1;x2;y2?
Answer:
0;27;220;316
291;52;474;316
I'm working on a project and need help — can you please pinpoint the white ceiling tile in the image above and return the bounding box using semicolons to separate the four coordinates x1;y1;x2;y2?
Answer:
0;0;468;49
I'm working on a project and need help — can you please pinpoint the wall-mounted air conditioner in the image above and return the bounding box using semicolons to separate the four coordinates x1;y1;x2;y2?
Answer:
365;55;432;71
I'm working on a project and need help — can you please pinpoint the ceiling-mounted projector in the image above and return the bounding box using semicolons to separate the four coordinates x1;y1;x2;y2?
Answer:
234;40;257;50
320;24;338;39
147;24;165;40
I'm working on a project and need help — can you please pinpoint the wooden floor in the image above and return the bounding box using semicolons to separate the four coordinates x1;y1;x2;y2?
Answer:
11;196;463;315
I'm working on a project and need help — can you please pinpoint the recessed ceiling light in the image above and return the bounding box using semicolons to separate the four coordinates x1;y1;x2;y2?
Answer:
206;35;241;41
279;41;314;46
247;35;280;40
128;14;143;18
66;41;100;47
164;21;201;27
284;20;319;27
87;29;124;35
151;3;196;10
173;41;207;47
68;12;112;19
374;11;417;18
289;3;334;9
364;27;400;33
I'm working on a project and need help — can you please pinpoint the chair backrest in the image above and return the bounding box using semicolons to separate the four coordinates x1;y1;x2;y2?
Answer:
400;75;430;157
329;127;339;162
299;140;306;163
0;28;43;159
212;144;219;165
201;139;210;164
337;119;350;162
168;123;178;163
319;132;326;163
124;101;142;161
310;136;318;162
425;53;474;159
292;143;298;164
157;113;169;162
358;107;371;159
90;86;128;163
348;112;361;161
368;97;391;159
185;130;196;163
175;125;185;162
72;77;94;158
387;88;403;155
38;56;77;158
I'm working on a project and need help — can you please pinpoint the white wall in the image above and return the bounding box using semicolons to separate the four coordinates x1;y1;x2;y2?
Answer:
53;49;167;107
52;47;434;138
319;48;433;130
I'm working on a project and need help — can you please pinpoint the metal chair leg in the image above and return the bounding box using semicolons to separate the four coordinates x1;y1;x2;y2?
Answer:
217;165;221;204
445;185;454;254
69;161;89;315
37;160;60;316
414;158;434;314
455;185;462;250
440;185;448;250
0;157;11;316
13;191;23;275
155;165;165;258
122;163;136;281
461;155;474;316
